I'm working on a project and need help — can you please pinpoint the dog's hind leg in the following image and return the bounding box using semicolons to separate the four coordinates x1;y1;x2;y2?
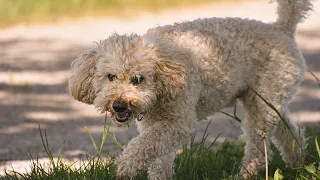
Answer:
148;152;175;180
270;108;305;168
240;92;305;178
239;61;305;178
238;43;307;178
239;90;279;178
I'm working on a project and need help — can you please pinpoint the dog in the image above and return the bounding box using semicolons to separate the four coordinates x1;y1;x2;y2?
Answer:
68;0;312;179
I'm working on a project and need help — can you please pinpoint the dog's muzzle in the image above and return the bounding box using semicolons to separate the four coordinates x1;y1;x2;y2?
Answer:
112;100;133;122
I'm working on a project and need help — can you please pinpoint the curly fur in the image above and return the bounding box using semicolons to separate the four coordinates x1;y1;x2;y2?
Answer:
69;48;97;104
68;0;313;179
276;0;313;35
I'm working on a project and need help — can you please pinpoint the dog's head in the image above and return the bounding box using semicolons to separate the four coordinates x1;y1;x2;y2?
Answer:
68;34;186;125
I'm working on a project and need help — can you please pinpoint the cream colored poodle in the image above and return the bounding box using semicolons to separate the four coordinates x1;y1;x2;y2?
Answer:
68;0;312;179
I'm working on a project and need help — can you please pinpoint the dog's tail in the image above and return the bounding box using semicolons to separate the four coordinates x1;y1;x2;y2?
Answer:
275;0;313;35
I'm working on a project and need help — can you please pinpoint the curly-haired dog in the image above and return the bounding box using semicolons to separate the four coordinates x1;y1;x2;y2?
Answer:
68;0;312;179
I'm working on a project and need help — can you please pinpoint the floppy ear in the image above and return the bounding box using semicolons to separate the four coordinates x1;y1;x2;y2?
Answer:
68;48;97;104
155;59;187;102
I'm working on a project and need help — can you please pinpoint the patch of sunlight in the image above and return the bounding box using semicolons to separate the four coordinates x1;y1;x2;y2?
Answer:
25;94;71;106
24;111;72;121
5;39;79;53
0;94;69;106
0;90;10;99
0;71;69;85
297;36;320;53
64;149;87;157
24;110;101;122
294;88;320;101
0;157;69;176
70;100;104;117
293;112;320;123
77;125;128;134
0;123;48;134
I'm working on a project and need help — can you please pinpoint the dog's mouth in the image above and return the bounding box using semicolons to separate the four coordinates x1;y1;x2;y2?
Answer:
115;110;133;123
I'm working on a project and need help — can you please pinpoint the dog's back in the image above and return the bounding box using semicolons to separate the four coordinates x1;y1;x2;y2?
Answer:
145;0;313;119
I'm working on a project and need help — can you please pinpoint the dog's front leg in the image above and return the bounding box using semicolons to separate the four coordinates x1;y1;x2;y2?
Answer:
148;152;175;180
115;120;195;179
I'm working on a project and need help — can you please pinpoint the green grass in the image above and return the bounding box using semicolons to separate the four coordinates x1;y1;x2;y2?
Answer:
1;124;320;180
1;90;320;180
0;0;244;27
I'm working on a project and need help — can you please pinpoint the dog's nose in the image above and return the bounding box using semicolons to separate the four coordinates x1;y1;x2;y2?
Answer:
112;101;128;112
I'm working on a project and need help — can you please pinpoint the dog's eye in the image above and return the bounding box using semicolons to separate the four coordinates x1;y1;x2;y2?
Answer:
131;75;144;85
107;74;116;82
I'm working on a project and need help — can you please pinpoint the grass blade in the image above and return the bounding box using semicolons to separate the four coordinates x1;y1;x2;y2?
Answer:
220;104;242;123
84;126;99;157
308;69;320;87
316;136;320;160
99;113;111;156
112;132;124;151
57;139;66;165
209;133;221;149
38;124;56;169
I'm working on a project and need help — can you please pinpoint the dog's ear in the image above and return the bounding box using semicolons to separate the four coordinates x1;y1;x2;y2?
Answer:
154;59;187;102
68;48;97;104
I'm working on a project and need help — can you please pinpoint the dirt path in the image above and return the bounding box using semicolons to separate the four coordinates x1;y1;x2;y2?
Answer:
0;0;319;174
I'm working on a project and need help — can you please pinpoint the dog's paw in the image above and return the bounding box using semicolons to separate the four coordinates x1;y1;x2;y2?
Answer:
115;137;153;178
115;154;142;178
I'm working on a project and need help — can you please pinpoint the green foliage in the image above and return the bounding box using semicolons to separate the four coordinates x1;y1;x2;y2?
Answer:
174;140;244;179
273;168;284;180
0;0;224;26
1;124;320;180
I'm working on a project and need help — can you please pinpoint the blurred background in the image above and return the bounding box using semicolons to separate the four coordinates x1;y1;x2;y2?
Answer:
0;0;319;174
